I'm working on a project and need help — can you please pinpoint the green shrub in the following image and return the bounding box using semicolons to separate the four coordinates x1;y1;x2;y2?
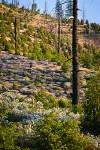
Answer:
30;113;96;150
12;82;19;90
61;61;70;73
82;73;100;136
51;57;57;62
93;50;100;70
5;42;14;53
58;99;67;108
19;97;25;102
2;85;9;92
1;33;6;45
71;103;84;114
50;54;58;62
35;90;57;109
80;51;93;69
44;51;53;60
0;123;21;150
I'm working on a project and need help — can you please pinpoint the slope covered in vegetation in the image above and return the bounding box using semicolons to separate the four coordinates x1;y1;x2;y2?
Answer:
0;3;100;150
0;3;100;69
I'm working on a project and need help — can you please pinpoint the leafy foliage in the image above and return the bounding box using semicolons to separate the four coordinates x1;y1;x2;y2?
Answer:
35;90;58;109
58;99;68;108
65;0;73;18
0;122;21;150
91;22;100;33
82;73;100;136
12;82;19;90
55;0;63;19
61;61;71;73
79;45;100;69
30;113;96;150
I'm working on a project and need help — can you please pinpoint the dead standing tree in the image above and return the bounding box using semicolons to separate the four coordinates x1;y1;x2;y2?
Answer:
58;15;61;58
72;0;79;105
14;17;17;54
55;0;63;58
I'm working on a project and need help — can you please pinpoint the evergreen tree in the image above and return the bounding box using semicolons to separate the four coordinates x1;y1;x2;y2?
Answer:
55;0;63;19
55;0;63;57
31;0;37;14
80;19;84;25
65;0;73;18
2;0;7;5
85;19;89;25
13;0;19;7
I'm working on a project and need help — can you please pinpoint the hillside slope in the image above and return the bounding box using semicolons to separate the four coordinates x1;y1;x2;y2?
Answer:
0;3;100;55
0;50;96;100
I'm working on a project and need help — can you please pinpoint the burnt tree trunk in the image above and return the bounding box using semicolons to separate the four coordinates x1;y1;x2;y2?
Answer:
72;0;79;105
14;17;17;54
58;15;61;58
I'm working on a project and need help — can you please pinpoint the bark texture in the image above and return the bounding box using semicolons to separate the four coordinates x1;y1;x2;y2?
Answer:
72;0;79;105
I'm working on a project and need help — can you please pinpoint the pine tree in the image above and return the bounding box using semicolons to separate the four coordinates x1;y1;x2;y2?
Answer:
2;0;7;5
55;0;63;57
55;0;63;19
31;0;37;14
65;0;73;18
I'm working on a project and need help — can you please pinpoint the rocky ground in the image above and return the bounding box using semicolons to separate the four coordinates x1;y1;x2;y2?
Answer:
0;51;96;100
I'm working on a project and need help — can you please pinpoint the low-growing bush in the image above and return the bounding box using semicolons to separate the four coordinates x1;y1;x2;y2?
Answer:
82;73;100;136
61;61;71;73
12;82;19;90
58;99;67;108
19;97;25;102
0;123;21;150
29;113;97;150
35;90;58;109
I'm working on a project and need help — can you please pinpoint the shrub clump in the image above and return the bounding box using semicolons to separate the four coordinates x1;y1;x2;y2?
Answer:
82;73;100;136
12;82;19;90
29;113;98;150
35;90;58;109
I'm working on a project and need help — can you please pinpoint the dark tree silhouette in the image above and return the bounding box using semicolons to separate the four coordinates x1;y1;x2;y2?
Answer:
14;17;17;54
55;0;63;57
72;0;79;105
65;0;73;18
